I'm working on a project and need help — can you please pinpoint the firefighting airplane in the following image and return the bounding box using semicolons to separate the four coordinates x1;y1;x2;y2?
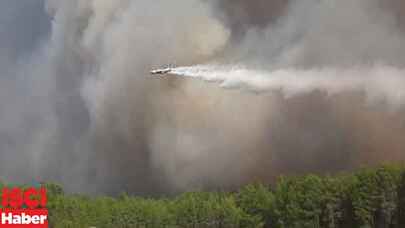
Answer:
150;64;176;76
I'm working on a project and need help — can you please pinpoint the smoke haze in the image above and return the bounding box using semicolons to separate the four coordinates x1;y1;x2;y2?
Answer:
1;0;405;195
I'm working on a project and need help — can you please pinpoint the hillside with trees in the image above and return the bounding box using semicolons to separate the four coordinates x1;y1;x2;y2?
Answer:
23;165;405;227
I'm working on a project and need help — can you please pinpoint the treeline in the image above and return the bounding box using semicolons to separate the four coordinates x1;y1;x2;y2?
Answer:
40;165;405;227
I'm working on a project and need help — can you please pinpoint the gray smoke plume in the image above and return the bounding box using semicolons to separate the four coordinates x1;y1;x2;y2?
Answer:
214;0;289;37
2;0;405;195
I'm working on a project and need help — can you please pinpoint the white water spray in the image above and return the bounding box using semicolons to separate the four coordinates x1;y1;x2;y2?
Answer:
171;64;405;104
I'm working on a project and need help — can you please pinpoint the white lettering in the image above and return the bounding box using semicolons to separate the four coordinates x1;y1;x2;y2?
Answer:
1;212;47;224
40;215;47;224
31;215;40;224
12;214;21;224
2;213;12;224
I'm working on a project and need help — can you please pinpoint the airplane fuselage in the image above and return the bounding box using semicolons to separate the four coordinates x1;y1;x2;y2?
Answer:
150;68;172;75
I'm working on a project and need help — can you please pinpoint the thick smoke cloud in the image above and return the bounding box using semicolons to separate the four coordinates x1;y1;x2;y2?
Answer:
0;0;51;183
214;0;289;36
176;0;405;181
2;0;405;195
1;0;230;194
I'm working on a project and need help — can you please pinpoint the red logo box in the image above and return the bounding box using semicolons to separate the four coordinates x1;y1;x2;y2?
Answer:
0;187;48;227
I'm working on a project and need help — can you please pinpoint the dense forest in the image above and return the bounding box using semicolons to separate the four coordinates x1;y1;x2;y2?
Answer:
10;165;405;227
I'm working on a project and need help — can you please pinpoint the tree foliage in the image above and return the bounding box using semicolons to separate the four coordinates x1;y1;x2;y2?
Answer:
31;165;405;227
